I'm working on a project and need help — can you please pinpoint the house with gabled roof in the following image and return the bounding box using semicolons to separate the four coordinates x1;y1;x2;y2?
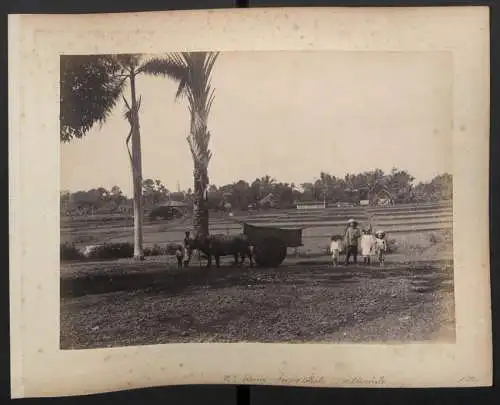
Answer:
368;186;395;206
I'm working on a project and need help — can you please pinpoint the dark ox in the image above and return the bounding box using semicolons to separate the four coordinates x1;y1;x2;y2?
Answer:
186;234;254;268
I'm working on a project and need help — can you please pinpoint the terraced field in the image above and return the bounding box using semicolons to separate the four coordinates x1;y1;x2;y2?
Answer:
60;201;454;348
61;201;453;255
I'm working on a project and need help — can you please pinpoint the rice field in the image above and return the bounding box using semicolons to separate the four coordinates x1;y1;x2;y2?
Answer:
61;201;453;255
60;201;455;348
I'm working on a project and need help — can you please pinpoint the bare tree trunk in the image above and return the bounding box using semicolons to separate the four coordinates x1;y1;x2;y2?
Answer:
130;72;144;260
193;167;209;240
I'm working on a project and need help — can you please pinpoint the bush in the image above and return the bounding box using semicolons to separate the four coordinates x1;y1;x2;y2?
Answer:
84;242;134;260
143;244;166;257
428;232;440;244
61;242;183;261
428;230;452;245
386;238;398;254
149;206;184;221
166;242;183;255
60;242;85;261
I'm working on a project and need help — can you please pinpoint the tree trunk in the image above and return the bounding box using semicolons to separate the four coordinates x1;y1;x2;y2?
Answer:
129;72;144;260
192;163;209;240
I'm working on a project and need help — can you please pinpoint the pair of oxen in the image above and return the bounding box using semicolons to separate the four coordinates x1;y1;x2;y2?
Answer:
184;233;254;268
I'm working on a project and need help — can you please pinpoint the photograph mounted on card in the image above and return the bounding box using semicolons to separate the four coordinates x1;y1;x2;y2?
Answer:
8;6;491;398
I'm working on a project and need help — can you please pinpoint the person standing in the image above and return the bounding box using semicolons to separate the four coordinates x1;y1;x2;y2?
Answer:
360;228;376;264
344;219;361;265
175;244;185;268
374;230;388;266
329;235;342;267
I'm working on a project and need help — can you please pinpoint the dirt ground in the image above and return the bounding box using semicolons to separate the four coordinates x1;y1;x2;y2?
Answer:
60;257;455;349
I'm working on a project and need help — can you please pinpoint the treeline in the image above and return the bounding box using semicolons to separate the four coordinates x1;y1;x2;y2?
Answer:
61;168;452;215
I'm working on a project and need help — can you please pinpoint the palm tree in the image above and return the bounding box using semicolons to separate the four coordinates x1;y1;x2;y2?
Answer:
61;53;168;260
143;52;219;241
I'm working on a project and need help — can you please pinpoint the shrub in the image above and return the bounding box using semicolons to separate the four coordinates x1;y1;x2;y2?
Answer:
85;242;134;260
143;244;166;257
386;238;398;254
60;242;85;261
149;206;183;221
428;232;440;245
442;229;453;243
166;242;183;255
428;230;452;245
62;242;173;261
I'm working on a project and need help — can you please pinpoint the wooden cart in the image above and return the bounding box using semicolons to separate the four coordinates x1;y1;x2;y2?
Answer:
243;222;303;267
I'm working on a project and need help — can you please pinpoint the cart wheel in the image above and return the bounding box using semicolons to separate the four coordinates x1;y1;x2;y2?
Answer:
254;237;287;268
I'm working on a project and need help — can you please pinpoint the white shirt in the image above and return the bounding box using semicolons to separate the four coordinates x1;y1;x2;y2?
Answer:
360;234;375;255
330;240;341;252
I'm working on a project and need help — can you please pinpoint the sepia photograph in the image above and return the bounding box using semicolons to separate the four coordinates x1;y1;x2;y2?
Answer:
9;7;491;397
59;51;455;349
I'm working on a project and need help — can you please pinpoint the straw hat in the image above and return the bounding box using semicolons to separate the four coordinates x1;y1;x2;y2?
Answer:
375;230;386;237
347;218;357;224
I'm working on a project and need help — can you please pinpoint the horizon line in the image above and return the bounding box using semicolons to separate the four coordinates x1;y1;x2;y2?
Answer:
60;170;453;196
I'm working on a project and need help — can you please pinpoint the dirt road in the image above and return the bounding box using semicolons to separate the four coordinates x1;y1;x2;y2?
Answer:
60;259;455;349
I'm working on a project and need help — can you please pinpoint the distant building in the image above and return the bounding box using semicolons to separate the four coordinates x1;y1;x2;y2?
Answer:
369;187;395;206
296;201;326;210
258;193;278;208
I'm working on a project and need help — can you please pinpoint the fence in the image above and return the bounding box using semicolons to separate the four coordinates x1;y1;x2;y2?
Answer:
296;201;327;210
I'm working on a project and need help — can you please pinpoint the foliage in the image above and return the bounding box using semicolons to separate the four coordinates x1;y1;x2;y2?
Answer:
60;242;169;262
149;205;184;220
142;179;170;207
143;244;167;257
61;185;131;215
61;170;453;216
84;243;135;260
413;173;453;202
60;242;85;261
60;53;156;260
427;229;453;245
60;55;126;142
386;238;398;254
143;52;220;239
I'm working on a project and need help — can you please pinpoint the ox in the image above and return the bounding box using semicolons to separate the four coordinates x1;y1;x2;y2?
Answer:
186;234;254;268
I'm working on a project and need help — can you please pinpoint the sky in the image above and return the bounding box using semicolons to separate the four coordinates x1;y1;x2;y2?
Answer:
60;51;453;196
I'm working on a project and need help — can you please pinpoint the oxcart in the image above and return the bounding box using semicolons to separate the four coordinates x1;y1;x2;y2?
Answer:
243;222;303;267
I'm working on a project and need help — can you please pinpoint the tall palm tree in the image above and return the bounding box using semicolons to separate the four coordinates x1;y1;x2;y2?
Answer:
61;53;168;260
143;52;219;241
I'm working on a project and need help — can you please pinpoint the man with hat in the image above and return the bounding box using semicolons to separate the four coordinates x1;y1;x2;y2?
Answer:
344;218;361;265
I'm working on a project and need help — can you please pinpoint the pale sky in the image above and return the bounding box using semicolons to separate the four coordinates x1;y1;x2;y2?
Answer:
60;51;453;196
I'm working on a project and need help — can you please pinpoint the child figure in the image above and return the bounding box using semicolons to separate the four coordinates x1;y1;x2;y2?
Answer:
374;230;387;266
360;228;376;265
329;235;342;267
175;244;185;268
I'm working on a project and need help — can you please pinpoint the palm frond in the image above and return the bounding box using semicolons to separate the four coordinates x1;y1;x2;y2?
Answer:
114;54;142;71
141;55;190;100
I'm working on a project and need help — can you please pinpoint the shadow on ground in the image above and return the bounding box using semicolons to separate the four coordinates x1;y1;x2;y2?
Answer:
61;257;454;299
